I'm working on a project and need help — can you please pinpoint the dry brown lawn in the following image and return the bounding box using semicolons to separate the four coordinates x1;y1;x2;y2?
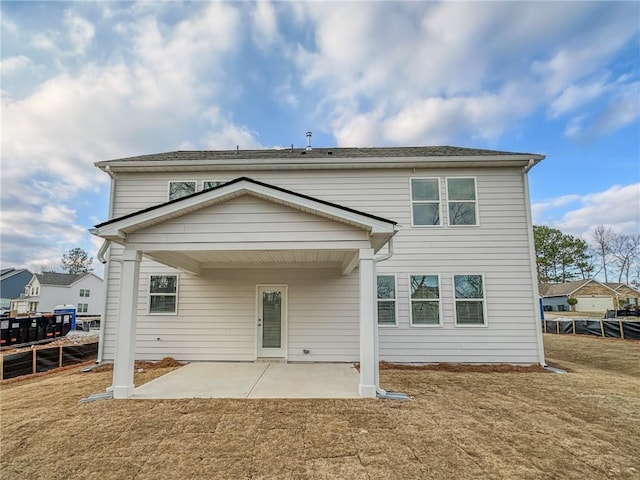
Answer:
1;334;639;480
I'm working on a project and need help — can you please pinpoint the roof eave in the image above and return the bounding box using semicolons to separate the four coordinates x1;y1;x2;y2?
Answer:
96;154;545;173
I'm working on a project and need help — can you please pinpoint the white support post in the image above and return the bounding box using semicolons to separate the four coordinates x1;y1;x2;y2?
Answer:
112;248;141;399
359;248;377;398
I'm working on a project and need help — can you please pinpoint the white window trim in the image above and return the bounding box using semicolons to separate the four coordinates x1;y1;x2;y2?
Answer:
410;177;442;227
148;273;179;315
452;273;488;327
408;273;443;327
168;180;197;202
446;176;479;227
377;274;398;327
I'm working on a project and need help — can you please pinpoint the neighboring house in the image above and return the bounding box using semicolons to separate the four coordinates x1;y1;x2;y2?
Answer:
605;283;640;307
539;279;618;313
91;145;547;398
0;268;33;309
11;272;104;315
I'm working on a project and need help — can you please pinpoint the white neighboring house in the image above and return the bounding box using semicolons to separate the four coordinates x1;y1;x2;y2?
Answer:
91;145;546;399
11;272;104;315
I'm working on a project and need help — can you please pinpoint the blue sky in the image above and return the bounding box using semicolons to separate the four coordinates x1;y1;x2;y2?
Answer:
1;1;639;276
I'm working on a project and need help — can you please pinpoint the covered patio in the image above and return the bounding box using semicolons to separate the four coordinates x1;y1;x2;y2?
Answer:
92;178;397;399
132;362;360;399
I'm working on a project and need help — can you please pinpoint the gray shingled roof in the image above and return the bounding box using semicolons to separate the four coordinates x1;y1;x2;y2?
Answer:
97;145;541;164
35;272;89;286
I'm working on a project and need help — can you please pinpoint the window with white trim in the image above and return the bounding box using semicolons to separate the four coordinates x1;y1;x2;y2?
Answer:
79;289;90;297
203;180;225;191
169;181;196;201
447;178;477;226
410;178;441;226
454;274;486;325
377;275;397;326
410;275;441;326
149;275;178;314
77;303;88;313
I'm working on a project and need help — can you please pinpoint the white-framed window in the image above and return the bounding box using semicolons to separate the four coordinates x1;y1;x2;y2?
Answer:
410;178;441;226
28;302;39;312
149;274;178;314
447;177;478;226
409;274;441;326
77;303;88;313
203;180;225;191
168;181;196;201
79;289;90;297
377;275;397;326
453;274;487;326
35;287;39;295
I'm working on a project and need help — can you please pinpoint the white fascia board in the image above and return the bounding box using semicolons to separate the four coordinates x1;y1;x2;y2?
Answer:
97;155;545;173
94;180;396;240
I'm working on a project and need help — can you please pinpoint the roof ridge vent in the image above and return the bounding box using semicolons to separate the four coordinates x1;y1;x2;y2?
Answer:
306;131;312;151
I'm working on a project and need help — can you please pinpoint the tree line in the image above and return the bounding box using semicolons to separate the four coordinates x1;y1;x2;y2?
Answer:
534;225;640;286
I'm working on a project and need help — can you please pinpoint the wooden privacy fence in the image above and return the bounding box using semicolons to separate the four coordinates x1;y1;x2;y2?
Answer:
543;319;640;340
0;342;98;380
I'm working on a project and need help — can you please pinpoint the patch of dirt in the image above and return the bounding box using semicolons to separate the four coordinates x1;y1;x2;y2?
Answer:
92;357;184;373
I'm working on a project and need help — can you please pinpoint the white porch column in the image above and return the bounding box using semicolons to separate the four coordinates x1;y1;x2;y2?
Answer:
359;248;377;398
112;248;141;399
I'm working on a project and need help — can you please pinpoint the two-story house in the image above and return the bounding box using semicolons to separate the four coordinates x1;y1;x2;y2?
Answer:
91;145;546;398
11;272;104;315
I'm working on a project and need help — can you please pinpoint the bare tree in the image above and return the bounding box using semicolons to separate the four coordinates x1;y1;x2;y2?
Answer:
610;234;640;283
591;225;614;282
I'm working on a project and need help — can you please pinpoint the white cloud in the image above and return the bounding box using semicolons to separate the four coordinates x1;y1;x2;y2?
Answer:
32;33;57;51
534;184;640;237
203;123;263;150
0;55;32;75
251;1;280;49
548;76;611;118
288;2;639;146
1;2;260;272
64;11;95;54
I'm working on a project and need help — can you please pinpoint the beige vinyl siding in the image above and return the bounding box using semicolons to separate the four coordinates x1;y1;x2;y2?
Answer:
125;196;370;246
104;166;540;364
102;264;359;362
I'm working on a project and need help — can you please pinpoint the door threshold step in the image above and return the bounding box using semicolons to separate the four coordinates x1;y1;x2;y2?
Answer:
255;357;286;363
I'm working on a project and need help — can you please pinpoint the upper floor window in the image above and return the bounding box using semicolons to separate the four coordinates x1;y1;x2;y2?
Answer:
410;178;441;226
410;275;441;326
203;180;225;190
377;275;397;326
149;275;178;314
77;303;88;313
454;274;486;326
79;289;90;297
447;178;478;226
169;181;196;201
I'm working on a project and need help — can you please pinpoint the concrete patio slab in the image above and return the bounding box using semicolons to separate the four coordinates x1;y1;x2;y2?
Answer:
132;362;360;399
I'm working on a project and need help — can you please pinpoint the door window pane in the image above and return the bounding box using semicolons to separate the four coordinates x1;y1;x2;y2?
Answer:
262;291;282;348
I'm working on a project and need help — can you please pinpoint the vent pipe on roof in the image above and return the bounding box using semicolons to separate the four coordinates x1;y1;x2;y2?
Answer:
306;131;312;150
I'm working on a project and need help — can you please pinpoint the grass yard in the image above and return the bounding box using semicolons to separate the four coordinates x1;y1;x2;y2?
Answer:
1;334;639;480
